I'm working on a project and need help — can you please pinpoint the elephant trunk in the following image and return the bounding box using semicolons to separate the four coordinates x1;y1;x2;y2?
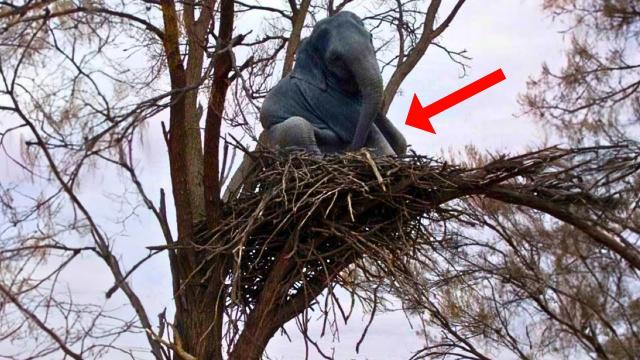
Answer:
347;50;384;150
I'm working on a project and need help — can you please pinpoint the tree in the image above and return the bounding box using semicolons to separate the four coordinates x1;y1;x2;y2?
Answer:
0;1;638;360
0;1;469;359
522;0;640;144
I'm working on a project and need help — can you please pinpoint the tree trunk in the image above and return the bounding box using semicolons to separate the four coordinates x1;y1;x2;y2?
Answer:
174;0;236;359
282;0;311;77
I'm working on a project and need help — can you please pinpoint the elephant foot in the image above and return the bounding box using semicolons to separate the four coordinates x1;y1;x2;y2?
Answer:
364;125;396;156
265;116;323;155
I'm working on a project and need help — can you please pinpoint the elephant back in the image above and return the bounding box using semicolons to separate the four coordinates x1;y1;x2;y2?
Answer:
261;11;375;144
289;37;328;91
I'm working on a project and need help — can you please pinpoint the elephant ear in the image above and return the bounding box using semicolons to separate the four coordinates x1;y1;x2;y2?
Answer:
290;37;328;91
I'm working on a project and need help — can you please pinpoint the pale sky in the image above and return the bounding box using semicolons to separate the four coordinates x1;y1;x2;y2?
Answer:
0;0;570;359
269;1;568;358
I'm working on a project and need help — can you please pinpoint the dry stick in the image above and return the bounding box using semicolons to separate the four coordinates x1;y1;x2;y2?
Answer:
146;328;197;360
4;68;164;360
106;250;163;298
355;286;378;353
213;145;638;357
484;186;640;271
0;283;83;360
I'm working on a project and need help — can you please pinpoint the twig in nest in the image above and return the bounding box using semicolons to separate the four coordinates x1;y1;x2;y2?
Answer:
364;150;387;191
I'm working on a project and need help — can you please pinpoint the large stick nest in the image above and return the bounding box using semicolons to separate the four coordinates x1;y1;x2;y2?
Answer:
203;144;639;310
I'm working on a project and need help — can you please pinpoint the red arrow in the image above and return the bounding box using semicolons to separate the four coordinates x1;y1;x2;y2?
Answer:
405;69;507;134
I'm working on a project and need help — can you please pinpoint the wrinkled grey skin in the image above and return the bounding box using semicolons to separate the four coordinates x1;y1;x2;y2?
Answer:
224;11;406;201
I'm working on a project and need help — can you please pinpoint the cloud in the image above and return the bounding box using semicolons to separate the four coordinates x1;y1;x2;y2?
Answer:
0;2;569;359
267;1;567;357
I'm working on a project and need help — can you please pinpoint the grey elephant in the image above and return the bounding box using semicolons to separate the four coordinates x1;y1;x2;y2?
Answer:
224;11;406;200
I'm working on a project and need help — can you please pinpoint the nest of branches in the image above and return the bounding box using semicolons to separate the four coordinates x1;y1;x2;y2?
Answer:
201;143;640;312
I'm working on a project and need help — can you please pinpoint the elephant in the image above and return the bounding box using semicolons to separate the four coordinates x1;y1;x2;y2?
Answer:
223;11;406;201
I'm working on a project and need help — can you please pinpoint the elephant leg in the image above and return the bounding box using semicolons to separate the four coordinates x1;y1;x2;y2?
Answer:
365;124;395;156
267;116;322;155
375;114;407;155
314;127;344;154
223;117;323;201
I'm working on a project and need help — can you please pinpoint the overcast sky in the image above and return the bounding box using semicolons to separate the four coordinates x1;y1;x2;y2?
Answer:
0;0;571;359
268;1;568;358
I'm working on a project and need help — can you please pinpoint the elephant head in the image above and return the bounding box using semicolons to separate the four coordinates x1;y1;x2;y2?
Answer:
296;11;384;150
224;11;405;202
